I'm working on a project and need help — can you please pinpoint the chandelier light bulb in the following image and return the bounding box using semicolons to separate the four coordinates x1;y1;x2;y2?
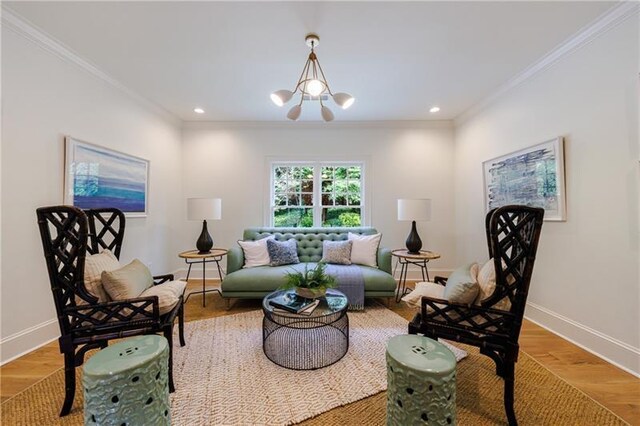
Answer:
270;90;294;107
321;106;334;122
306;79;324;97
332;93;355;110
287;104;302;121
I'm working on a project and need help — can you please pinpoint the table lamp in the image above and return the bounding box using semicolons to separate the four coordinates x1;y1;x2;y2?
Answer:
187;198;222;254
397;199;431;254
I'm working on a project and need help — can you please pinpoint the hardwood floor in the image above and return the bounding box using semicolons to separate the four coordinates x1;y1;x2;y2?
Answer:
2;280;639;424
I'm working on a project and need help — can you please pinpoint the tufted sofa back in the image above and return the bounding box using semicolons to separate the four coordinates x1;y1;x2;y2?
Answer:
243;227;379;263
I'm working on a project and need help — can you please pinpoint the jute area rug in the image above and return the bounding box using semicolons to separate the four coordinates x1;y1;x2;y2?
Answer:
0;303;628;425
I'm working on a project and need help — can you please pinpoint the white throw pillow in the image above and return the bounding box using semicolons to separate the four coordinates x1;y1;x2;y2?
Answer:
238;236;275;268
402;281;445;310
80;249;120;303
139;280;187;315
348;232;382;267
475;258;512;311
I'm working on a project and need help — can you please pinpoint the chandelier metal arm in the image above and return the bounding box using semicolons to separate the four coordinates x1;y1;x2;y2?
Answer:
293;57;312;94
315;58;333;95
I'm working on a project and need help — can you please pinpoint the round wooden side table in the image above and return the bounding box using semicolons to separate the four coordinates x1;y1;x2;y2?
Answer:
178;248;228;307
391;249;441;302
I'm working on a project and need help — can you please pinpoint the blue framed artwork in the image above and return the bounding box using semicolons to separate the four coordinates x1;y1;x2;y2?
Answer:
483;137;566;221
64;137;149;217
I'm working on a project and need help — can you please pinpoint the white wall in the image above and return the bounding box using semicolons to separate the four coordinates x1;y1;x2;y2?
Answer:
0;29;183;363
180;121;456;276
454;18;639;374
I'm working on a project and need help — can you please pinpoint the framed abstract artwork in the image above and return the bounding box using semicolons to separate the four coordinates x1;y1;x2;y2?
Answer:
483;137;566;221
64;137;149;217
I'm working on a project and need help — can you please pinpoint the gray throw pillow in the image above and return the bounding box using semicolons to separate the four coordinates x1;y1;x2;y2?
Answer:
321;240;353;265
266;238;300;266
443;263;480;304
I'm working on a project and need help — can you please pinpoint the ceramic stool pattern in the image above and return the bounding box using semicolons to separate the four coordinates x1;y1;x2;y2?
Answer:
83;335;170;426
386;334;457;426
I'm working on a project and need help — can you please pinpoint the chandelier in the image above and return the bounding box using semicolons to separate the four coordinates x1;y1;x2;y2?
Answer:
270;34;354;122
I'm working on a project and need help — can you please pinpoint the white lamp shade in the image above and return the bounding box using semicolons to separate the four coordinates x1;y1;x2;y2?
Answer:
187;198;222;221
397;199;431;221
321;106;334;122
332;92;355;109
270;89;293;106
287;104;302;121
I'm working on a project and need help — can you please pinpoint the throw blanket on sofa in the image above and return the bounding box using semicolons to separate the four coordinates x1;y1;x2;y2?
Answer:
326;265;365;311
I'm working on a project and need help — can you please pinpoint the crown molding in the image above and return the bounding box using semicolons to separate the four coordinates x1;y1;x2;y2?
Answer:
455;1;640;127
182;119;453;131
1;6;182;127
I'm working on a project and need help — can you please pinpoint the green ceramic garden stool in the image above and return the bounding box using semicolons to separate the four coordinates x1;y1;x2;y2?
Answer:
386;334;457;426
82;335;170;426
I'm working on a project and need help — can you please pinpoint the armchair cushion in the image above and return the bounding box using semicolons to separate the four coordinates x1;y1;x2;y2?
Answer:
82;249;120;303
443;263;480;304
140;280;187;315
476;259;512;311
402;281;445;310
348;232;382;267
102;259;154;300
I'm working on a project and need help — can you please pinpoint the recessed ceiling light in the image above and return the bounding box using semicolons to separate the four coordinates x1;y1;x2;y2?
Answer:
429;106;440;113
194;108;205;114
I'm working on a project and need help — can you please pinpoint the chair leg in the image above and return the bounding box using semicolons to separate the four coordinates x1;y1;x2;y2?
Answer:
178;303;186;347
164;328;175;393
60;351;76;417
503;360;517;426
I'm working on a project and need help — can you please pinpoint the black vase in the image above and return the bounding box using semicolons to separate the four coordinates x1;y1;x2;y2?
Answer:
405;220;422;254
196;220;213;254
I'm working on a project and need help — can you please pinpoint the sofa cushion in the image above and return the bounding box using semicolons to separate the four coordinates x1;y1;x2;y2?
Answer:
241;227;380;263
321;240;352;265
221;262;396;294
237;236;274;268
348;232;382;267
267;238;300;266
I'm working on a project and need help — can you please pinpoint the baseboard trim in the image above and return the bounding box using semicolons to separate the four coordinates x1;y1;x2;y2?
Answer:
0;319;59;365
525;302;640;378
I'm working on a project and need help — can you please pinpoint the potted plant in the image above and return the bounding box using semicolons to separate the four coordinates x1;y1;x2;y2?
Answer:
282;262;337;299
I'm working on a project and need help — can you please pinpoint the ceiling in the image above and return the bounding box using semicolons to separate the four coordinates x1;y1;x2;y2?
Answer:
6;1;616;122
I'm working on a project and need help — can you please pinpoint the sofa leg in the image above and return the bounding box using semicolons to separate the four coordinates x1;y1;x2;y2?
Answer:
225;298;231;310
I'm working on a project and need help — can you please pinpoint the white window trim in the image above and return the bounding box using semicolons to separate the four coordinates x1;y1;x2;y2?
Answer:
265;157;371;228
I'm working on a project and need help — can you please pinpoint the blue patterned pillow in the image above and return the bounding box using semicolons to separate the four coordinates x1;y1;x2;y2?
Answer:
266;239;300;266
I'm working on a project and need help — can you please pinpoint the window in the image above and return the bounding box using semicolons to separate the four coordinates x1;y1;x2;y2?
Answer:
271;162;365;227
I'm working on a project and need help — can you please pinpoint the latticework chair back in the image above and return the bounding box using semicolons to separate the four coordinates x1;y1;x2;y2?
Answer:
482;205;544;338
85;208;125;259
36;206;91;334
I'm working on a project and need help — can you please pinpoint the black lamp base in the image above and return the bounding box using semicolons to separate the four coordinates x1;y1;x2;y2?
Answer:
196;220;213;254
405;220;423;254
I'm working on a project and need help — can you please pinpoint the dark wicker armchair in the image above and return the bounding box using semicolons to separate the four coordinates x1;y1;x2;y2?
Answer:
408;205;544;426
36;206;185;416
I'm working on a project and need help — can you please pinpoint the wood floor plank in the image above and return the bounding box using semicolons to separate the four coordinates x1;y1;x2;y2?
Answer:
1;279;638;424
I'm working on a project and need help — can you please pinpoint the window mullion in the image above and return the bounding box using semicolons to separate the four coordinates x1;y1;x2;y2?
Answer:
313;163;321;227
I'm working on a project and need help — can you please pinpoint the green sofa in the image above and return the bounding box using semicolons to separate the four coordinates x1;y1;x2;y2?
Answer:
221;227;397;301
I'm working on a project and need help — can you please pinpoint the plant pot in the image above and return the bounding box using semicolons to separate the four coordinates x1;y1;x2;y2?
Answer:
295;287;326;299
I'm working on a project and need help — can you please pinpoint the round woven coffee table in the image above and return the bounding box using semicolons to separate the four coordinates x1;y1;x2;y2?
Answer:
262;289;349;370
